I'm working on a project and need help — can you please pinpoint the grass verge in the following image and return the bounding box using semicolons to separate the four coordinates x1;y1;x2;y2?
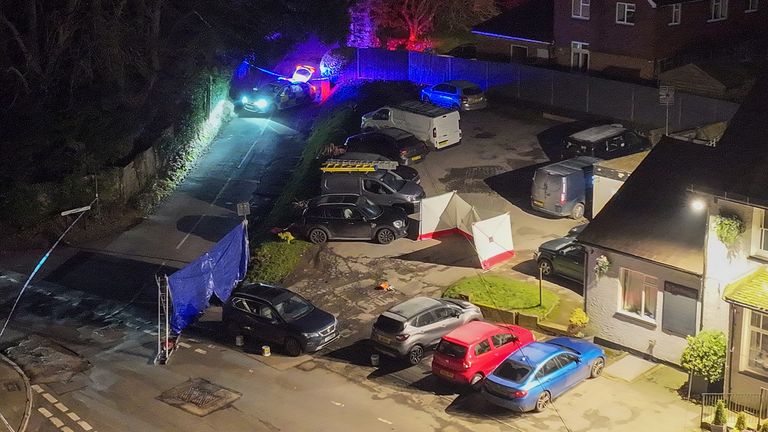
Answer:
246;240;313;284
443;274;559;318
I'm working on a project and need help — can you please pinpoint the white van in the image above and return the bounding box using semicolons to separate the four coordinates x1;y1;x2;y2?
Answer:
361;101;462;149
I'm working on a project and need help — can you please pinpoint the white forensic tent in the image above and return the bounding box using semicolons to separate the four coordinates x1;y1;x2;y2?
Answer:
418;191;515;269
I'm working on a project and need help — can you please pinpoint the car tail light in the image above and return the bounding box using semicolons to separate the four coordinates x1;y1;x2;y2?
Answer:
560;178;567;204
432;127;437;138
395;334;410;341
400;149;407;157
462;360;471;370
511;390;528;399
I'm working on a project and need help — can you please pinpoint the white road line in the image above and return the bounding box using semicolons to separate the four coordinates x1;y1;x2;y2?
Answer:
54;402;68;412
78;420;93;431
237;139;260;169
330;401;344;407
62;427;75;432
177;342;191;349
31;384;44;394
67;412;81;421
50;417;64;428
194;348;207;355
377;418;392;425
37;407;52;418
42;393;58;403
174;178;232;249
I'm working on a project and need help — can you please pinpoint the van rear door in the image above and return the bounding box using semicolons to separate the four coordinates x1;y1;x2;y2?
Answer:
433;112;462;149
531;169;563;213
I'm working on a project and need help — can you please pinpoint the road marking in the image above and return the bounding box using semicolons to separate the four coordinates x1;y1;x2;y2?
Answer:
177;342;191;349
42;393;58;403
377;418;392;425
37;407;52;418
62;427;75;432
330;401;344;407
31;384;44;393
237;139;260;169
50;417;64;428
67;412;81;421
194;348;207;355
54;402;68;412
78;420;93;431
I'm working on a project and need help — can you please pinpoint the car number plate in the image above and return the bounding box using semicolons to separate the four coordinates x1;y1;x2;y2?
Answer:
533;200;543;207
439;370;453;379
376;334;392;344
411;155;422;161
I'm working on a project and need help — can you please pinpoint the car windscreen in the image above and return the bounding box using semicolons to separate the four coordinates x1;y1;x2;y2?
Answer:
273;294;314;322
492;360;532;384
436;340;468;358
357;196;383;218
462;86;483;96
380;171;406;191
374;315;405;333
262;83;282;95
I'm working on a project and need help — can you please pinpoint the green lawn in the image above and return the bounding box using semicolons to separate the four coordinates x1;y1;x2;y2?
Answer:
443;275;559;318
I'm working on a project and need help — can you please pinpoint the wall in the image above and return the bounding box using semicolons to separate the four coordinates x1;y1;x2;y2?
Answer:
585;247;703;363
592;175;624;216
351;48;739;130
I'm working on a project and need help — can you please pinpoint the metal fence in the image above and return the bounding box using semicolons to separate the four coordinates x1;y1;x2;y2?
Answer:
346;48;740;130
701;392;768;429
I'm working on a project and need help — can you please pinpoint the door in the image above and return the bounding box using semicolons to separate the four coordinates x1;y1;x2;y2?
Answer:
553;353;583;391
571;42;590;72
370;109;391;129
362;178;395;206
421;307;456;346
536;356;568;397
231;297;284;343
600;135;626;158
472;338;495;373
555;244;585;281
331;206;370;238
491;332;519;363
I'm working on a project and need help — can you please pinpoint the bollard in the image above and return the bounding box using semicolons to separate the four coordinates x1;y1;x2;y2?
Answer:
370;353;380;367
235;335;244;347
262;345;271;357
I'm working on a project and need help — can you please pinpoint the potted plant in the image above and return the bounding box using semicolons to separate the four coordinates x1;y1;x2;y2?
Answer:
759;421;768;432
713;213;746;246
734;411;747;431
594;255;610;278
711;400;727;432
680;330;727;398
567;308;589;336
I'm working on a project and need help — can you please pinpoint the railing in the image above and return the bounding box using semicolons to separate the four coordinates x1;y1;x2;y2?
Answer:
701;392;768;429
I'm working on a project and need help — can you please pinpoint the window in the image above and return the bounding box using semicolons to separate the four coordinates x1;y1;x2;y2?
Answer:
744;310;768;376
492;333;516;348
571;42;590;71
363;179;390;194
414;311;437;327
606;136;625;152
556;353;579;367
474;339;492;356
616;3;636;24
620;268;658;320
433;307;454;320
746;0;758;11
751;209;768;258
536;358;562;378
710;0;728;20
433;84;453;93
572;0;590;18
670;4;681;24
511;46;528;60
662;282;698;336
231;297;253;313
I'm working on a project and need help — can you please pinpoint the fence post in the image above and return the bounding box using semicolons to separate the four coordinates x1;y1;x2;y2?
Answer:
356;48;361;79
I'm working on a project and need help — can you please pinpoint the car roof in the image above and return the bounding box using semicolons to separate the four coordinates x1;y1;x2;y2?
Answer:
446;80;480;89
443;321;505;345
308;194;361;206
377;128;416;140
569;124;627;143
387;297;442;319
232;283;291;304
505;341;562;365
539;156;601;175
323;170;387;180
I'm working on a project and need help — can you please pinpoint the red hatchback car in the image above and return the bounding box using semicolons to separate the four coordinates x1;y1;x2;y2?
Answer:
432;321;535;387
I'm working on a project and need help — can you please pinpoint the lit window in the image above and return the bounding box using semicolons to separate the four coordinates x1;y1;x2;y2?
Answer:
746;0;758;11
744;310;768;376
710;0;728;20
616;3;636;24
670;4;681;24
572;0;590;18
620;268;658;320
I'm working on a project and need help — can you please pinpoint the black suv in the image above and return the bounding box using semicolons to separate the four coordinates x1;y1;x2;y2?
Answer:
562;124;649;160
344;128;429;166
534;237;585;282
301;194;408;244
223;284;338;356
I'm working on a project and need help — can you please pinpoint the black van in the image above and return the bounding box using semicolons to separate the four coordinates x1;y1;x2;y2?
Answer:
531;156;601;219
561;124;649;160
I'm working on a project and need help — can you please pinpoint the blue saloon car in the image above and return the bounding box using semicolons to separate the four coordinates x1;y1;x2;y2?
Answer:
481;337;605;412
420;80;487;111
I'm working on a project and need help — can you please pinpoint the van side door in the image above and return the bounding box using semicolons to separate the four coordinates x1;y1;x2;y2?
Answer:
362;178;396;206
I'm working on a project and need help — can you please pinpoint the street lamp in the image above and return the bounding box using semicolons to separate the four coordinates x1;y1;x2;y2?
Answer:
690;198;706;212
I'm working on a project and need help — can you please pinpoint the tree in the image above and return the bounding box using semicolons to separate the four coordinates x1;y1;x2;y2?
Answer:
438;0;499;32
372;0;440;42
680;330;727;383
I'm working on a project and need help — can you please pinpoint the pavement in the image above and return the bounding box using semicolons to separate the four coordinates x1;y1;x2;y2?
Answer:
0;354;31;432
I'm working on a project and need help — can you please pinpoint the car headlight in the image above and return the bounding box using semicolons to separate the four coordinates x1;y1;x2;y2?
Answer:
407;195;419;202
302;332;320;338
393;220;404;229
255;99;269;109
241;96;249;103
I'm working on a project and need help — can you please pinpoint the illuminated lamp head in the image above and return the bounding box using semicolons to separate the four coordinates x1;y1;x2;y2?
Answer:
255;99;269;110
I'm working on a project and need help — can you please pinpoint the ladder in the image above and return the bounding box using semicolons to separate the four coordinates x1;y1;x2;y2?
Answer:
321;159;399;172
155;273;174;365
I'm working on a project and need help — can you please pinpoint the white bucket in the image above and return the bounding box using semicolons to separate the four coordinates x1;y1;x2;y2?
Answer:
370;353;380;367
235;335;244;347
262;345;271;357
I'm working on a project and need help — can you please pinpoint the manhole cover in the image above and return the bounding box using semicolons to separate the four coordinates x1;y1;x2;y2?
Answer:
158;378;241;416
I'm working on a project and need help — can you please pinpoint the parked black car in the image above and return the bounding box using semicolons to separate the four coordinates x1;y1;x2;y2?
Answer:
534;237;585;282
561;124;649;160
343;128;429;166
223;283;339;356
301;194;409;244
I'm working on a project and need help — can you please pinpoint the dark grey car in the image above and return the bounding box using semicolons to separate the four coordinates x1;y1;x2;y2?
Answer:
534;237;585;282
321;170;425;214
371;296;483;365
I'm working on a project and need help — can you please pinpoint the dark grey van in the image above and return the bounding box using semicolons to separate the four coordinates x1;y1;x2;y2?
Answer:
531;156;600;219
321;170;425;213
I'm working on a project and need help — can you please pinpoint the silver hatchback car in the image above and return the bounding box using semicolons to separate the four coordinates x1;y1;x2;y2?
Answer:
371;297;483;365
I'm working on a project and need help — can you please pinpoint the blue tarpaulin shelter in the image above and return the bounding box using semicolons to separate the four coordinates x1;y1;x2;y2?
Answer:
168;222;249;333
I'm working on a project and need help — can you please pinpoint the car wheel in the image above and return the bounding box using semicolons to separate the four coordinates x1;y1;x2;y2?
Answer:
308;228;328;244
469;373;484;390
376;228;396;245
590;357;605;378
570;203;585;219
538;258;554;277
284;337;302;357
534;391;551;412
407;345;424;365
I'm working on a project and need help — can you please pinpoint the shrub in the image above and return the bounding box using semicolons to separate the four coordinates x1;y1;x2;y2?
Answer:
246;240;312;284
714;213;746;246
760;421;768;432
594;255;610;278
569;308;589;327
735;411;747;431
320;47;356;81
713;400;727;426
680;330;727;383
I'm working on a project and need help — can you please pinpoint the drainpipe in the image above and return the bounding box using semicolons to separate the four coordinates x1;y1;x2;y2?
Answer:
726;305;736;394
700;200;710;332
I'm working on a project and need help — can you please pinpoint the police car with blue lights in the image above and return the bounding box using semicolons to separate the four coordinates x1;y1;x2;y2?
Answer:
238;65;318;115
